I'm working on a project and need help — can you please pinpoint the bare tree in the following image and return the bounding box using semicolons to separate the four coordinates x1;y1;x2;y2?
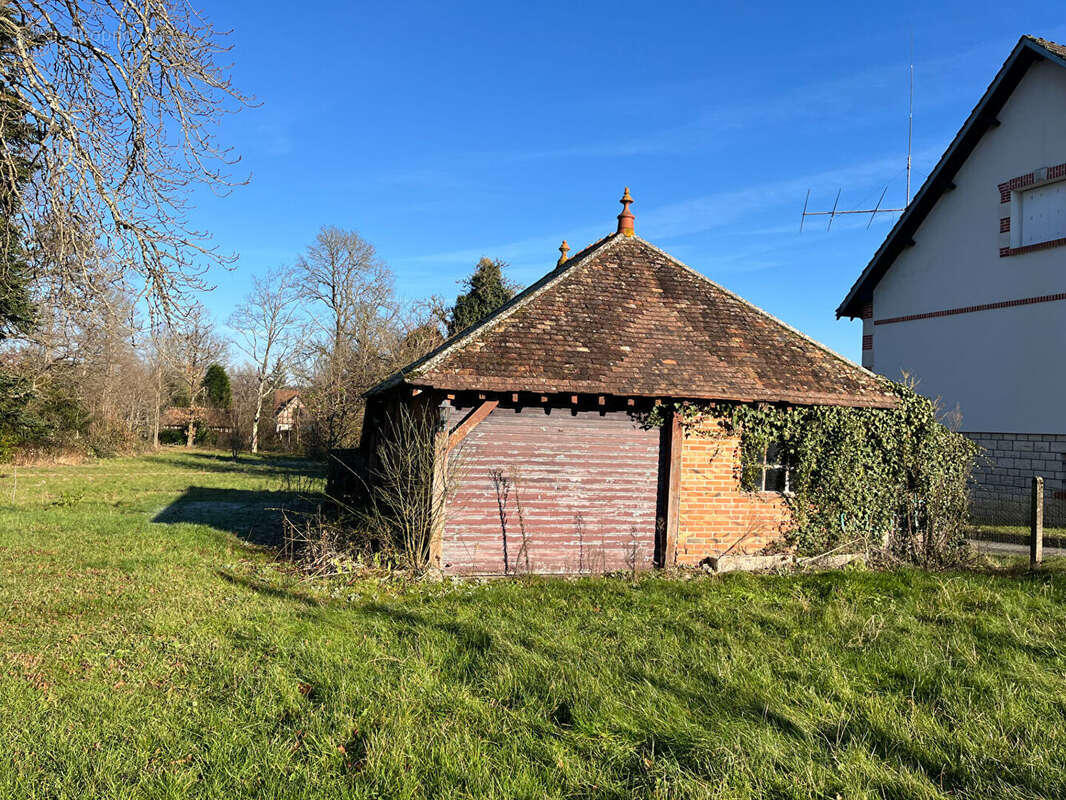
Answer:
163;305;223;447
0;2;252;321
229;267;302;454
297;227;402;450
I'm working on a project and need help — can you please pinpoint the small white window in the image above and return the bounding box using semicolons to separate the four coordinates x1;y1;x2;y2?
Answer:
747;442;789;493
1013;181;1066;248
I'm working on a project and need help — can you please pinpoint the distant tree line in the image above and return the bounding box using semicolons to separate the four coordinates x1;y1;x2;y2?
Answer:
0;215;518;459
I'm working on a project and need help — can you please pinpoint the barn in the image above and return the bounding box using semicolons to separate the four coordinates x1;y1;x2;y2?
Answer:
359;191;896;575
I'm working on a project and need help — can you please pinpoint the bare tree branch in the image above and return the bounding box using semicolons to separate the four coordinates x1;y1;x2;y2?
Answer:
161;302;223;446
1;1;252;322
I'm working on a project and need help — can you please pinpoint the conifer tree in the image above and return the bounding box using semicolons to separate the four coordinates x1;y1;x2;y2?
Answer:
0;8;38;342
0;10;41;451
447;258;517;336
202;364;232;409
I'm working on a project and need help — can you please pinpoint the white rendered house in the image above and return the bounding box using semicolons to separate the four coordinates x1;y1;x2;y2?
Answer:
838;36;1066;513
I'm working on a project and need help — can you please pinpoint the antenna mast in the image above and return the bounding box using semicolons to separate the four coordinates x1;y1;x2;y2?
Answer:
800;46;914;232
906;44;914;205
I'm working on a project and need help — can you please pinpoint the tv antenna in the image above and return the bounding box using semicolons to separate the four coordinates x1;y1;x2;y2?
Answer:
800;54;914;232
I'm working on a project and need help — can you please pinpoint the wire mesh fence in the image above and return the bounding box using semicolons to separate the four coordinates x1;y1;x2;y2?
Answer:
967;449;1066;554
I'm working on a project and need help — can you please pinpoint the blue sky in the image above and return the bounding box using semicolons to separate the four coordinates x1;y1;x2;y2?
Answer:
189;0;1066;363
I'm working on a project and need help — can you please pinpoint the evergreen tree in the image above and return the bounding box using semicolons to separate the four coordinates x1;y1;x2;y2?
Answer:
0;9;39;342
0;11;42;454
201;364;232;409
447;257;517;336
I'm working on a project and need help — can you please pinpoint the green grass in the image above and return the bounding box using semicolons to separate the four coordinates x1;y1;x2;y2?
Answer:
3;452;1066;798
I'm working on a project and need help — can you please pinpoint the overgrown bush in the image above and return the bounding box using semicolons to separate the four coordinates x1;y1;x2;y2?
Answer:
157;428;186;446
644;380;978;566
0;373;94;461
284;401;459;576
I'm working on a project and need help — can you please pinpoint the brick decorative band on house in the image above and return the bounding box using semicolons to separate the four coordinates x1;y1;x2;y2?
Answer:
1000;216;1011;233
1000;236;1066;257
874;291;1066;326
861;334;872;350
860;302;873;320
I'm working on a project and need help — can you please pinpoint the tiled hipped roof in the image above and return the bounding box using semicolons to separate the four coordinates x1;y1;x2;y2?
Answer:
372;233;895;409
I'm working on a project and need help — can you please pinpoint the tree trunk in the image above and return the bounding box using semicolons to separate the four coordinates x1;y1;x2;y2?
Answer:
152;361;162;449
186;417;196;448
251;389;264;454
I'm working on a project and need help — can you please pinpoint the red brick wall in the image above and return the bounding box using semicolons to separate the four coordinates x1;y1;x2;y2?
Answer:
441;406;661;575
675;417;790;565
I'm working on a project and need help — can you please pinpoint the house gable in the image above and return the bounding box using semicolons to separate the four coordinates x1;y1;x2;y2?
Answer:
851;37;1066;435
838;35;1066;319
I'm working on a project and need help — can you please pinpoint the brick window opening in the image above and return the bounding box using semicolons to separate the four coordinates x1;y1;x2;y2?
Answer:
745;442;790;493
1002;168;1066;256
1013;180;1066;247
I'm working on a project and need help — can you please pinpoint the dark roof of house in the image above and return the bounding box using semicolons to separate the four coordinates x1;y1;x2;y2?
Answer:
837;35;1066;318
273;388;300;413
368;232;895;408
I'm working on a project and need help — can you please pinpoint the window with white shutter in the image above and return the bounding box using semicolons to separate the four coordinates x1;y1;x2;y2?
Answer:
1014;181;1066;247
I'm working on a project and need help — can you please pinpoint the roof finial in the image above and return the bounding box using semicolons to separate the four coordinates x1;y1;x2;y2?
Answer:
557;240;570;266
617;187;635;236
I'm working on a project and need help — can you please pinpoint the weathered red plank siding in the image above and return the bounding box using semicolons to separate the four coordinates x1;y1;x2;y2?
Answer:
442;407;661;575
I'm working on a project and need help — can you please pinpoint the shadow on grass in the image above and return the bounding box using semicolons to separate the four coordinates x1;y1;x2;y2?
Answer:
216;569;321;608
141;451;324;477
152;486;310;546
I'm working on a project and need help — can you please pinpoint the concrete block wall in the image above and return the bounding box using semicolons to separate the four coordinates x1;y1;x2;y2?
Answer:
965;432;1066;526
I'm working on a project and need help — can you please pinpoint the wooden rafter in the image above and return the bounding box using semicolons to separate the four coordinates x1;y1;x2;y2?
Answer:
446;400;499;452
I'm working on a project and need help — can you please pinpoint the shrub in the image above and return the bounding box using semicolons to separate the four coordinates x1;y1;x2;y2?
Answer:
288;400;460;576
158;429;186;446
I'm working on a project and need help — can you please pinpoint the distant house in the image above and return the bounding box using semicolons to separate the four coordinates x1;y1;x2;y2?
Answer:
273;389;304;436
838;36;1066;512
359;191;895;576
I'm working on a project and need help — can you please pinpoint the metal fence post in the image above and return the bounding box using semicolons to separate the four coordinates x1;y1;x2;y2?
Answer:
1031;475;1044;568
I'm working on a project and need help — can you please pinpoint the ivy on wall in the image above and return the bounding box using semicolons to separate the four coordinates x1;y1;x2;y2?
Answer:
640;381;978;565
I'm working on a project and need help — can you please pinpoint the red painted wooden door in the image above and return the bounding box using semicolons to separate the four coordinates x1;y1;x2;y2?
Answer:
441;407;661;575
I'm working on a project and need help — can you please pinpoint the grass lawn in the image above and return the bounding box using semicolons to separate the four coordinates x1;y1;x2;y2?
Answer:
3;452;1066;799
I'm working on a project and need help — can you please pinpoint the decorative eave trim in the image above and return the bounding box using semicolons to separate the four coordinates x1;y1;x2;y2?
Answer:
392;384;898;410
836;35;1066;319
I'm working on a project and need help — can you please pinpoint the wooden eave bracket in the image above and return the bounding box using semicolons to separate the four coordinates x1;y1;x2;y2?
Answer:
446;399;499;452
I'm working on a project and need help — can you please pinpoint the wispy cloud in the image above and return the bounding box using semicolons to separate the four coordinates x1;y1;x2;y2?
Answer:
378;36;1008;183
397;144;937;282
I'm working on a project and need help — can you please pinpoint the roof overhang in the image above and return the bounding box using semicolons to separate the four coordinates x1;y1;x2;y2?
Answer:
376;379;898;410
837;36;1066;319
